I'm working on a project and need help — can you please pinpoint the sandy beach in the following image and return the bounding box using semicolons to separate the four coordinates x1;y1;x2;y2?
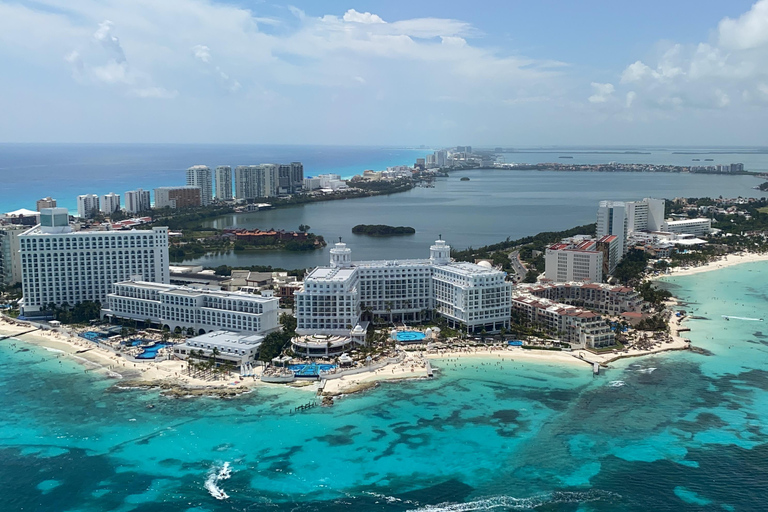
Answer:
652;251;768;279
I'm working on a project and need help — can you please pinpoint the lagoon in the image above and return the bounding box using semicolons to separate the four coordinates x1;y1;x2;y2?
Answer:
188;169;766;269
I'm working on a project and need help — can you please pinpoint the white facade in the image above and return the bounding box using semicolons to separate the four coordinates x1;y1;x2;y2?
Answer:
77;194;100;219
661;218;712;236
295;239;512;334
545;239;603;283
100;192;121;214
626;198;665;232
125;189;151;214
18;219;170;317
0;225;26;286
173;331;264;367
234;165;279;200
103;281;279;335
186;165;213;206
214;166;233;201
597;201;628;255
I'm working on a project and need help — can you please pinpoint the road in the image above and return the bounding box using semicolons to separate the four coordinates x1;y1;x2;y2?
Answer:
507;250;527;283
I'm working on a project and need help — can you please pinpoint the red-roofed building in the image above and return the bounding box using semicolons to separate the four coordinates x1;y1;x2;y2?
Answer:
511;294;615;349
545;236;603;283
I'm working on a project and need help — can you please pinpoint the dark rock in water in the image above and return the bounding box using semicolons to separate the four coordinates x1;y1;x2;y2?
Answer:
754;331;766;339
690;346;714;356
689;316;709;320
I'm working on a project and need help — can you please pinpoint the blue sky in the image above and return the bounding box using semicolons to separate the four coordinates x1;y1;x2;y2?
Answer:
1;0;767;146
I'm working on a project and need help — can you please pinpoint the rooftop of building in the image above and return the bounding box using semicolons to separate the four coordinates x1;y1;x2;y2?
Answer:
113;280;277;301
515;281;637;294
154;185;202;190
180;330;264;349
19;225;167;237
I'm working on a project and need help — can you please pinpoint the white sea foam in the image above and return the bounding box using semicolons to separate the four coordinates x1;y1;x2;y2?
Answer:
636;367;657;374
406;490;620;511
609;380;626;387
205;462;232;500
43;347;65;354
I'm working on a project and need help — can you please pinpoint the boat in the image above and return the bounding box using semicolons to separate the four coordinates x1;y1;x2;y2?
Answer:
705;158;714;161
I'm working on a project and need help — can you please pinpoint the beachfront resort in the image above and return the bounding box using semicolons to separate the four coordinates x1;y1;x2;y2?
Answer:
2;193;768;396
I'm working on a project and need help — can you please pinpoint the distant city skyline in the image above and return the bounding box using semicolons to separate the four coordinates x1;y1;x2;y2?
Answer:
1;0;766;146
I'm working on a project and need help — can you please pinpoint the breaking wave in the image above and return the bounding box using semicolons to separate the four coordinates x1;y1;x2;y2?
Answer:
407;489;621;511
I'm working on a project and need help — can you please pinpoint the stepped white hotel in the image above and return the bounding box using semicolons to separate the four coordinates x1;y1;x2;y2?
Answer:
295;239;512;335
102;281;280;335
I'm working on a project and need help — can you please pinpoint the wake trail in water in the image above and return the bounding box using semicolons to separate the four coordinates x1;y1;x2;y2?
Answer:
722;315;763;321
407;489;620;511
205;461;232;500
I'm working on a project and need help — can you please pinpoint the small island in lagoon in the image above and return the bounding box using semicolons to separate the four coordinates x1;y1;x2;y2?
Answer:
460;177;470;181
352;224;416;236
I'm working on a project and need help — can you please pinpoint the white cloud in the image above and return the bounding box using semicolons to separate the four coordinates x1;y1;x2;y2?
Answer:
192;44;211;63
343;9;385;24
129;87;178;99
611;0;768;113
718;0;768;50
0;1;569;142
588;82;614;103
625;91;636;108
93;20;126;63
191;44;240;92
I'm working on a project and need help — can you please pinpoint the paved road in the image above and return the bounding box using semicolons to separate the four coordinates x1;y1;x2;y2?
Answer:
507;250;527;283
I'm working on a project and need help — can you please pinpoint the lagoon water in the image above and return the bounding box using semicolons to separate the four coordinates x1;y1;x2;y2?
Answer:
194;169;766;269
2;261;768;511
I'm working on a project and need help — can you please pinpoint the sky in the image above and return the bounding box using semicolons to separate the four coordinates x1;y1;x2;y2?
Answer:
1;0;767;146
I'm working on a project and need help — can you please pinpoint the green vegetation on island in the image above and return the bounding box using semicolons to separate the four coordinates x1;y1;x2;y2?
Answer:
352;224;416;236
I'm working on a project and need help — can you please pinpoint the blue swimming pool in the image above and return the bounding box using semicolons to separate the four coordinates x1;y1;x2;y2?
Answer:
395;331;426;342
288;364;336;377
79;331;109;343
135;342;171;360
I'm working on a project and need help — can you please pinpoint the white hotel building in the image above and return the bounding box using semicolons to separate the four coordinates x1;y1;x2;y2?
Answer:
18;208;170;317
102;281;280;335
295;239;512;335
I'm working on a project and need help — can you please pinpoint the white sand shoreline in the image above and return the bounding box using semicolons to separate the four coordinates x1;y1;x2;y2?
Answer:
652;251;768;279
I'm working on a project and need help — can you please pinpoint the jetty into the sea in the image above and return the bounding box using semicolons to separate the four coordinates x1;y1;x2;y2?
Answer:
0;327;40;341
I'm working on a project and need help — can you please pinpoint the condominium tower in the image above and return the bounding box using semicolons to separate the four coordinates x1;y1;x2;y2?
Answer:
154;186;202;209
124;189;151;214
626;198;665;233
186;165;213;206
18;208;170;317
596;201;628;256
214;166;233;201
36;197;57;211
100;192;121;214
234;165;279;200
76;194;100;219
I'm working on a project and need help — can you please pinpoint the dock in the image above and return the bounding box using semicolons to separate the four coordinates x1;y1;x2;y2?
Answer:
572;352;602;375
426;360;433;377
0;328;40;341
292;400;318;413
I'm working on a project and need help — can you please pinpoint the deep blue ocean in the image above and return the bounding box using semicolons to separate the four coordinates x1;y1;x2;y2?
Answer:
0;144;430;212
3;262;768;511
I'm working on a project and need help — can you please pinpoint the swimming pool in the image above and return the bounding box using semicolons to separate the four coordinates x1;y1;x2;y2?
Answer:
287;364;336;377
395;331;426;342
79;331;108;342
135;342;171;360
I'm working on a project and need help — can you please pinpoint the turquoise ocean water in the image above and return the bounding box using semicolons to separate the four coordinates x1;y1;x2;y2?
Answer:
2;261;768;511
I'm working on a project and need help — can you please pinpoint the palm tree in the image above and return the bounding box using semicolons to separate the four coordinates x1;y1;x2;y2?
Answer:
210;347;220;367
